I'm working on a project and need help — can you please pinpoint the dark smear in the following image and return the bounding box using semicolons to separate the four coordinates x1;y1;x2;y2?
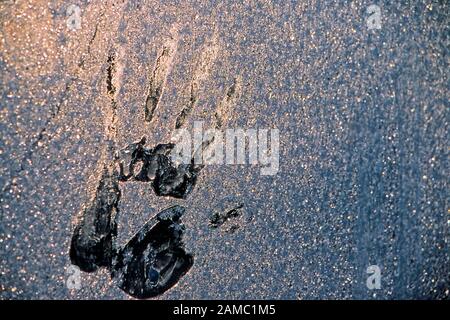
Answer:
116;137;149;181
175;83;197;129
175;36;219;129
106;53;116;97
214;80;239;128
144;90;161;122
209;203;243;229
112;205;193;299
69;166;120;272
116;138;201;199
144;46;174;122
153;162;200;199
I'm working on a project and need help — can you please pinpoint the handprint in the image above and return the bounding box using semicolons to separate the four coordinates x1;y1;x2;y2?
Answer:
69;31;241;298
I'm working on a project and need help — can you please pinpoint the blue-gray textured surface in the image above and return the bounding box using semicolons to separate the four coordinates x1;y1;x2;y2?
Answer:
0;0;448;299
